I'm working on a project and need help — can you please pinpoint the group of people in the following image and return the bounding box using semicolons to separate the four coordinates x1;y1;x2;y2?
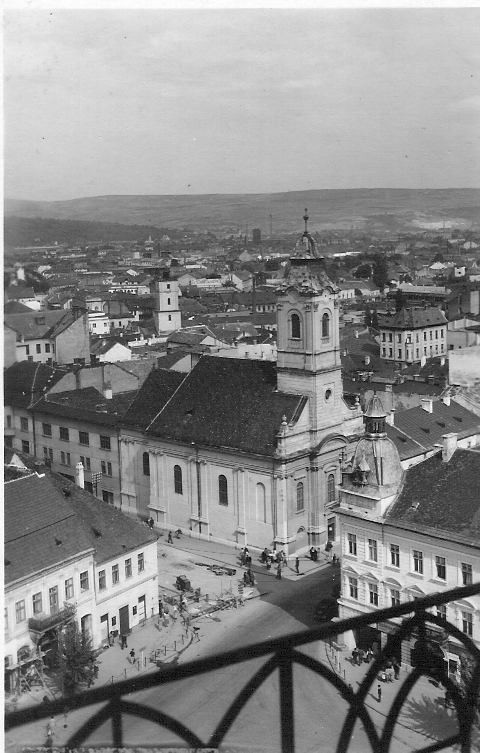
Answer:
239;547;252;567
309;547;319;562
351;647;374;665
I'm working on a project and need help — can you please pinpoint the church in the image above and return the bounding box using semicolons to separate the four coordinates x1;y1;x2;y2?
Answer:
119;217;363;554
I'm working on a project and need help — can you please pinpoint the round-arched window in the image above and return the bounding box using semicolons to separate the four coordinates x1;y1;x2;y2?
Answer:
296;481;304;512
219;475;228;506
322;312;330;338
256;483;266;523
291;313;301;339
174;465;183;494
327;473;336;504
142;452;150;476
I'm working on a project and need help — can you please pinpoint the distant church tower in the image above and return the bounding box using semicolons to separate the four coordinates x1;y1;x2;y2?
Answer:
276;210;347;441
152;273;181;335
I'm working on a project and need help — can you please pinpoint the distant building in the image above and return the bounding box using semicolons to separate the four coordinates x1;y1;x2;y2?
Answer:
378;307;447;364
4;310;90;368
252;228;261;244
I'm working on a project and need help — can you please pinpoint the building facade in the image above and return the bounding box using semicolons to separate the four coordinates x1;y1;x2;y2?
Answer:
379;307;447;364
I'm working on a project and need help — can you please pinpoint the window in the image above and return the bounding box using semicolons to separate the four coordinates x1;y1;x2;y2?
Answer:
6;414;12;428
60;451;71;466
79;431;89;446
138;553;145;572
256;483;267;523
441;328;444;338
382;348;386;357
390;544;400;568
125;559;132;578
101;461;112;476
45;343;50;353
43;447;53;462
397;349;402;359
435;556;446;580
174;465;183;494
369;583;379;606
22;440;30;454
430;331;433;340
15;600;26;623
397;333;401;343
349;577;358;600
462;612;473;637
435;330;438;339
388;333;393;342
461;563;473;585
80;456;91;471
102;490;114;505
424;332;427;341
437;605;447;621
382;333;386;341
112;564;119;584
25;345;30;356
347;533;357;556
32;593;43;615
59;426;69;441
143;452;150;476
291;313;301;339
98;570;106;590
36;343;41;354
413;550;423;574
42;423;52;437
389;348;393;358
219;475;228;506
49;586;59;614
322;312;330;338
391;589;400;607
65;578;74;599
368;539;378;563
80;571;89;591
296;482;305;512
100;435;111;450
20;417;29;432
327;474;336;504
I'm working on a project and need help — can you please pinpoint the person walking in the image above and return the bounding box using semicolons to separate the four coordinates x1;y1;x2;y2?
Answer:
172;604;178;621
167;531;173;544
393;660;400;680
261;548;268;564
295;557;300;575
276;562;282;580
121;634;128;649
377;684;382;703
266;557;272;571
129;648;136;664
158;599;164;619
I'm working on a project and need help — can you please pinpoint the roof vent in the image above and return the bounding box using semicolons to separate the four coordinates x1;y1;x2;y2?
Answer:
63;489;71;497
411;501;420;511
5;558;11;567
55;537;62;546
92;527;102;538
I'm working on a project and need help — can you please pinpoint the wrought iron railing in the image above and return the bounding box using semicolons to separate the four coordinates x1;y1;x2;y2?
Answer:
6;582;480;753
28;603;76;635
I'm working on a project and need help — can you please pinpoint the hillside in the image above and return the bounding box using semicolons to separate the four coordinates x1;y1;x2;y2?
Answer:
5;188;480;236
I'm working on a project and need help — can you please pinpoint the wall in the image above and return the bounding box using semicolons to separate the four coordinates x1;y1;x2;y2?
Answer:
449;346;480;387
4;325;17;367
56;312;91;366
50;363;140;395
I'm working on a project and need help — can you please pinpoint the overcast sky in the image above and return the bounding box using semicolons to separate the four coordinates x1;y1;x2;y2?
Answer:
4;6;480;201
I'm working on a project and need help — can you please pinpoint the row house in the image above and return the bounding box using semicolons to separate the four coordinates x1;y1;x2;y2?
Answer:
4;469;158;695
336;396;480;675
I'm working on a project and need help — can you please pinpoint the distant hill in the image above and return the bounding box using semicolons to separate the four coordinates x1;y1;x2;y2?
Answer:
5;188;480;236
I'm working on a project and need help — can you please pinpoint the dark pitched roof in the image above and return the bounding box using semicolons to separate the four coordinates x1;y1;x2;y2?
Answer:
378;306;447;330
145;356;305;456
121;368;185;430
4;301;33;314
387;448;480;545
32;387;136;426
4;362;68;409
6;286;36;300
4;310;78;340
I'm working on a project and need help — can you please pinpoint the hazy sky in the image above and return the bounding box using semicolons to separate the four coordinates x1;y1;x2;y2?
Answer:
4;6;480;200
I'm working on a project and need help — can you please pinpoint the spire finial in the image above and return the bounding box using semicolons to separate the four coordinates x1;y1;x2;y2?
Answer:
303;208;309;235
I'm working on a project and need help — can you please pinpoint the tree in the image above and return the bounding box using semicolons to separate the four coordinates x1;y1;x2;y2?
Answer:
364;305;372;327
58;621;96;696
265;259;281;271
395;288;406;312
354;263;372;280
371;305;379;329
372;254;389;290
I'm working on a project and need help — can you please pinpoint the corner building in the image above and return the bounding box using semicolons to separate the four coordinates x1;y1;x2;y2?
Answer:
119;227;363;554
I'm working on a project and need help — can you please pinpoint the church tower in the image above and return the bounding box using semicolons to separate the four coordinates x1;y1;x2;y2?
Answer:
276;210;346;439
152;273;181;335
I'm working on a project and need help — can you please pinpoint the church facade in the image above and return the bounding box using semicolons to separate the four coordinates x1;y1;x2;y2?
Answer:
119;230;363;554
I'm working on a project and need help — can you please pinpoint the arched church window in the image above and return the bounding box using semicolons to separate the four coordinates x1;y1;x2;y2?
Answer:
219;475;228;506
174;465;183;494
142;452;150;476
256;483;266;523
296;481;304;512
322;312;330;338
291;313;301;339
327;473;336;504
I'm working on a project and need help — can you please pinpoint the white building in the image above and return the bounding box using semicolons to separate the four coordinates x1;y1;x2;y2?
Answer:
379;306;447;364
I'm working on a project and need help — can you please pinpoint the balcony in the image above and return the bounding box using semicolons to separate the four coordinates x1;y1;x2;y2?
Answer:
28;603;76;637
6;583;480;752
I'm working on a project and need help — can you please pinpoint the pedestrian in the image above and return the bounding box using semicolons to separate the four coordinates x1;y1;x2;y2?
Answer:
158;599;164;618
93;662;99;678
276;550;282;564
352;648;358;666
357;648;364;665
248;568;255;586
393;660;400;680
332;554;337;565
348;683;353;694
121;634;128;649
148;517;154;529
309;547;315;560
261;548;268;564
172;604;178;621
377;684;382;703
129;648;135;664
243;571;249;585
266;557;272;571
276;562;282;580
167;531;173;544
295;557;300;574
313;548;318;562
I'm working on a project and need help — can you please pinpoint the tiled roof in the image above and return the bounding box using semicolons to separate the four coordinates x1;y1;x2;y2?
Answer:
90;338;131;356
4;301;32;314
388;399;480;457
7;286;36;300
145;356;305;456
156;351;194;370
387;449;480;544
4;310;78;340
378;307;447;330
121;369;185;430
32;387;136;426
4;362;68;409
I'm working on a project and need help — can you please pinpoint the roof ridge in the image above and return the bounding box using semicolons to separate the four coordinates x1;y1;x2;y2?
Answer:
145;363;198;431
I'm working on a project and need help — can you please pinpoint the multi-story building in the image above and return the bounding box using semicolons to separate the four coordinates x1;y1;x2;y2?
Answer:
336;396;480;674
378;306;447;364
4;309;90;367
4;467;158;696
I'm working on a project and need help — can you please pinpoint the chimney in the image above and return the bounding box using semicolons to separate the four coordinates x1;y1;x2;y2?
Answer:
440;355;446;366
421;398;433;413
442;394;451;406
76;461;85;489
104;381;113;400
420;355;427;367
354;330;359;338
386;409;395;426
364;355;371;365
442;432;458;463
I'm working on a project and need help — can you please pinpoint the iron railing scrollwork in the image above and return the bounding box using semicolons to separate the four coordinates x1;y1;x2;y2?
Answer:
5;582;480;753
